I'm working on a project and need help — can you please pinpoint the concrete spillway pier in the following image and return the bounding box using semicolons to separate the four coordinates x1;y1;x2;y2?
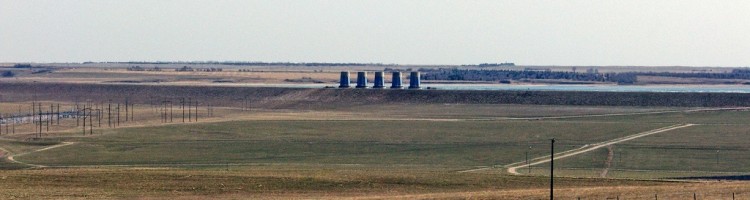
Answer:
339;71;350;88
373;71;385;88
391;72;403;89
356;72;368;88
408;71;421;89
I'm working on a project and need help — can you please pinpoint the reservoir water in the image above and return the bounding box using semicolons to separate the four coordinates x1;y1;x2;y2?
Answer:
229;83;750;93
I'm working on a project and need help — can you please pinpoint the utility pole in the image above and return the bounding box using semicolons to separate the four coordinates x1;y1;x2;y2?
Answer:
31;102;34;126
125;99;129;122
82;106;86;135
38;104;42;138
46;104;50;132
209;103;214;117
161;100;167;123
108;103;112;127
89;108;93;135
188;98;192;122
97;109;101;128
76;103;80;126
550;138;555;200
527;146;531;174
32;102;36;127
89;108;94;135
117;103;120;127
182;98;185;123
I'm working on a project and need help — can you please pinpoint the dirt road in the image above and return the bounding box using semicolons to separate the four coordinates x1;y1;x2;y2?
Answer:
6;142;76;168
505;124;695;175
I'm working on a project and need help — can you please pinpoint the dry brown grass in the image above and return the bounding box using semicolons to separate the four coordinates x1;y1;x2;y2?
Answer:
354;183;750;200
0;166;745;199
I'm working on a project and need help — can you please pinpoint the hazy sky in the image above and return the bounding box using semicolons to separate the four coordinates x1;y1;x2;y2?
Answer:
1;0;749;66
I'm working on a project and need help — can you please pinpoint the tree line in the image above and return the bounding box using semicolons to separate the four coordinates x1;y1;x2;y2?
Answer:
419;68;638;84
632;69;750;80
419;68;750;84
108;61;397;67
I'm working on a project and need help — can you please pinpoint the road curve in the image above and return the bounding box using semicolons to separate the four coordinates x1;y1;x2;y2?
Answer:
506;124;695;175
6;142;76;168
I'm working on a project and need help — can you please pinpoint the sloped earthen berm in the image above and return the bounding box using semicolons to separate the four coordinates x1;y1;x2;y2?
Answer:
1;82;749;108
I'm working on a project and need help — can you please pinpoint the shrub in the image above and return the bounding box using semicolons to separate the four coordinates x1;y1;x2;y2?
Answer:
1;71;15;77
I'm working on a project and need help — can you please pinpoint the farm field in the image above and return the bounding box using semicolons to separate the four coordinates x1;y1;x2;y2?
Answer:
1;78;750;198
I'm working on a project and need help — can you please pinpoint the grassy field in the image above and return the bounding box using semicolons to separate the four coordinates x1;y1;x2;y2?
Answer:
2;98;750;198
18;120;664;167
519;110;750;180
549;123;750;179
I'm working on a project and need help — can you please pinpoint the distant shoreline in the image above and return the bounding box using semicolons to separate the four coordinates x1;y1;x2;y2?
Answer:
3;82;750;107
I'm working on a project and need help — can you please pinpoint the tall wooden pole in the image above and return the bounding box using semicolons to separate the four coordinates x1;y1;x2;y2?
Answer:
82;106;86;135
162;101;166;123
550;138;555;200
38;104;42;137
76;103;80;126
46;104;50;132
182;98;185;123
97;109;101;127
89;108;93;135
